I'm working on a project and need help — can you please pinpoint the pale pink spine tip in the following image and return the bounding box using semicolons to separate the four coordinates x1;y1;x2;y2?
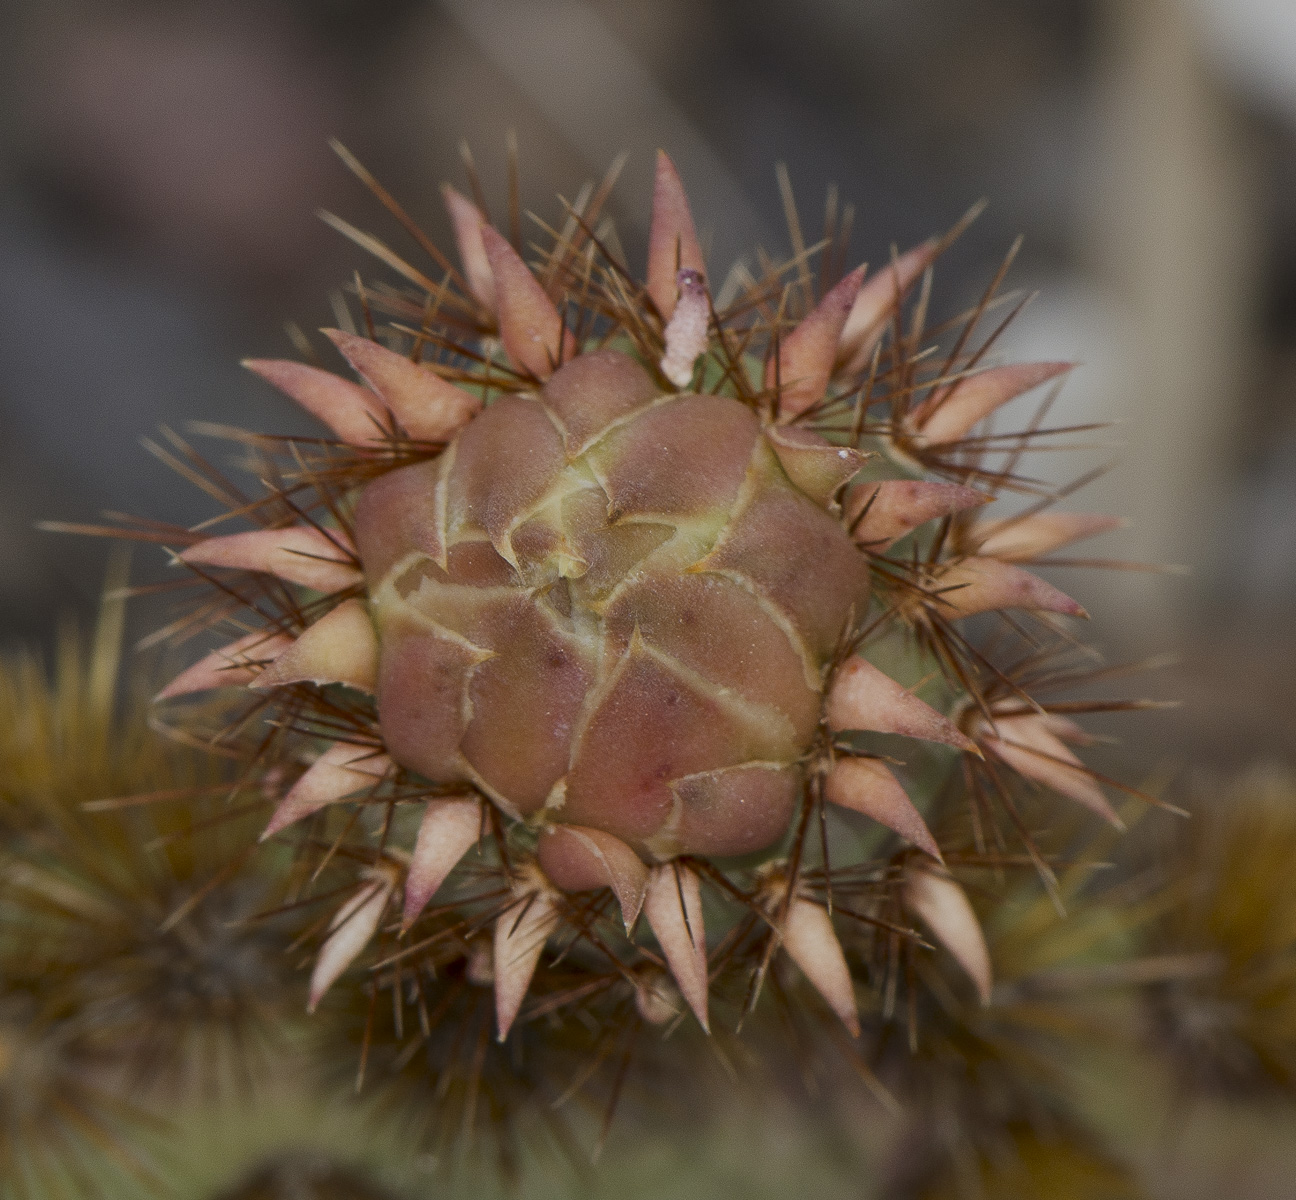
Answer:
970;513;1125;562
932;558;1087;619
980;712;1121;826
844;480;989;551
837;241;937;374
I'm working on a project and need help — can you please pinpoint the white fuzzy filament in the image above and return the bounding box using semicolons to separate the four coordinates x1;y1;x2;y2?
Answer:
659;268;709;389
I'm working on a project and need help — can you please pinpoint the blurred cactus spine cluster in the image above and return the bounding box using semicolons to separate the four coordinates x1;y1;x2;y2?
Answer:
3;145;1296;1199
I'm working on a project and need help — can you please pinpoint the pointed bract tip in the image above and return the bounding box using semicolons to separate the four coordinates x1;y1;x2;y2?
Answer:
971;512;1125;562
770;264;867;421
782;896;859;1036
478;224;574;380
321;328;480;443
837;241;938;374
643;863;709;1032
981;712;1121;826
155;631;293;701
844;479;989;552
401;797;482;931
765;426;867;507
824;756;942;861
914;361;1075;447
826;655;976;753
493;881;560;1041
441;182;497;314
903;861;993;1005
536;825;648;931
647;151;705;321
249;599;379;693
243;357;385;447
179;525;360;594
260;742;391;841
308;868;397;1012
931;557;1086;620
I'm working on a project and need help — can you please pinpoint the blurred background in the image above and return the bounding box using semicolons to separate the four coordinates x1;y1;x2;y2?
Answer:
3;0;1294;771
1;0;1294;766
0;1;1294;1195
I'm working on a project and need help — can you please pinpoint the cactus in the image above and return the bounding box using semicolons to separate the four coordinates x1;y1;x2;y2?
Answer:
46;144;1180;1166
1142;767;1296;1095
0;565;293;1196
